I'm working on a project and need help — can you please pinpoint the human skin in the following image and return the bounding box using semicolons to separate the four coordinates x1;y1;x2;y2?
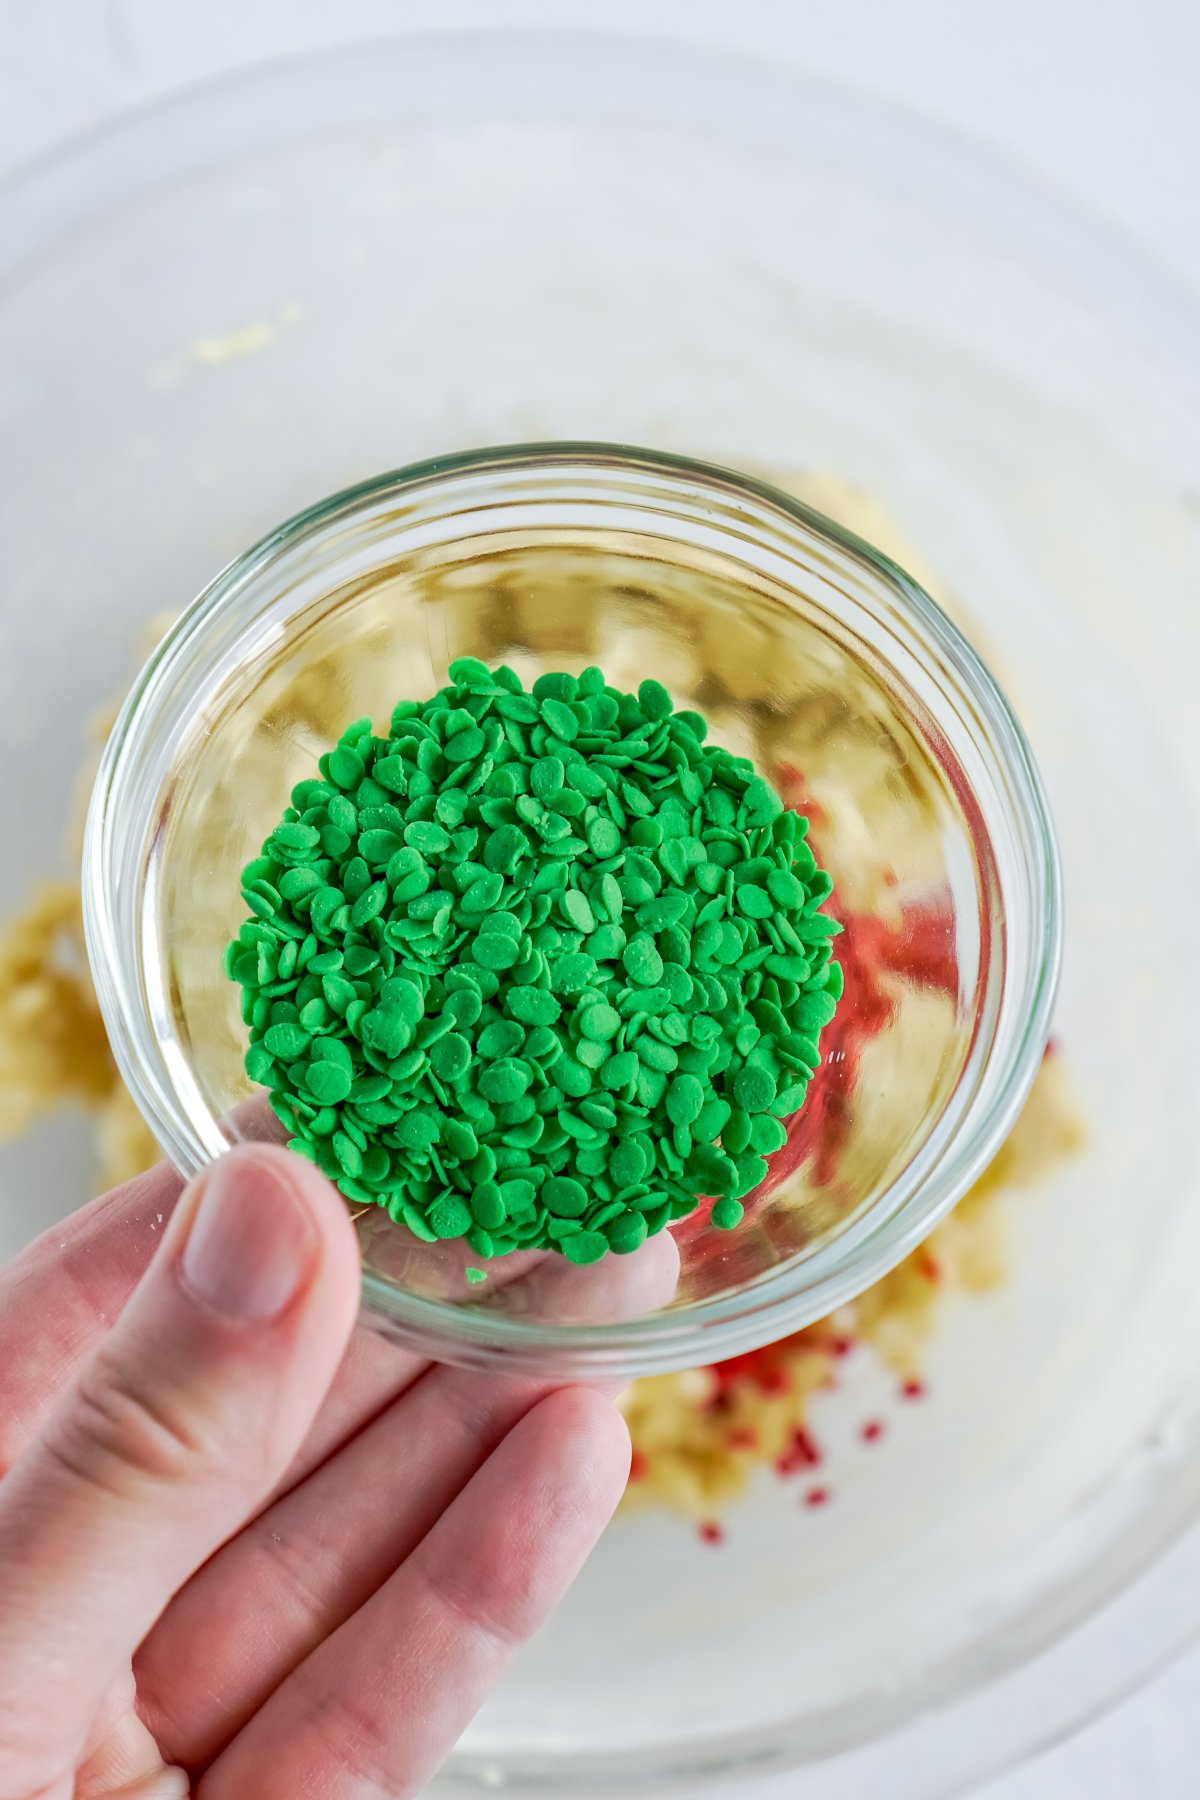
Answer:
0;1144;671;1798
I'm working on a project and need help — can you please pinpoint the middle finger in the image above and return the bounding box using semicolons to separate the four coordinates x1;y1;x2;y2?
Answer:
136;1229;679;1768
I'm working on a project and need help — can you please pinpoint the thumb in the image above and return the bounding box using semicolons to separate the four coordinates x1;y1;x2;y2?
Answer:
0;1144;360;1781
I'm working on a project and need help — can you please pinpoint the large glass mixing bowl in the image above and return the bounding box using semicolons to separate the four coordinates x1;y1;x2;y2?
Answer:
2;28;1200;1799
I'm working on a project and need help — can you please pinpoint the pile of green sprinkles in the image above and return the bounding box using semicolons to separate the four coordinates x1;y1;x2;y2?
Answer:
226;659;843;1267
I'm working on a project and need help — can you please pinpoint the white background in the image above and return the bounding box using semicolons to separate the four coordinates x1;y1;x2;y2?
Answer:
2;3;1198;1794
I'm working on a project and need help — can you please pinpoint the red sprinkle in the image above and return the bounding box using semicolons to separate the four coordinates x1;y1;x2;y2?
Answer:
628;1448;646;1482
698;1520;725;1545
775;1425;823;1476
726;1427;759;1450
803;1486;830;1508
707;1347;791;1400
901;1377;926;1400
918;1253;943;1283
830;1334;855;1359
860;1419;885;1443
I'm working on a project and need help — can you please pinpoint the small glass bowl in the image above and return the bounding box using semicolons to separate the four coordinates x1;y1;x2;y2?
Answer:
83;443;1059;1378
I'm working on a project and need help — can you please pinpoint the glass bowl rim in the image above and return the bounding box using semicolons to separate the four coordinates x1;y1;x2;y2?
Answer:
83;440;1062;1377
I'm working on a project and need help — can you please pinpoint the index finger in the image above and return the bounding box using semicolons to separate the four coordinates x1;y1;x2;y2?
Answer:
0;1159;184;1469
0;1160;431;1492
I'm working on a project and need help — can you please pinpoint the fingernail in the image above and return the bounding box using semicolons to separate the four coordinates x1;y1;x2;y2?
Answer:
180;1154;318;1321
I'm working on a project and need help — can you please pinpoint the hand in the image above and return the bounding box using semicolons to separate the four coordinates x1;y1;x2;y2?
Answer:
0;1144;643;1799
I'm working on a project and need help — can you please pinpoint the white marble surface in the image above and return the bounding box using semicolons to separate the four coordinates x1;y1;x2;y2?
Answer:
2;2;1198;1794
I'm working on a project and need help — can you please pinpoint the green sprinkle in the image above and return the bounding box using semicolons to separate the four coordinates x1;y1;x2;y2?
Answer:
795;989;839;1031
749;1113;789;1154
478;1059;532;1104
765;953;811;982
607;1210;649;1254
695;1095;731;1140
475;933;521;971
623;933;664;987
374;756;409;794
600;1049;639;1090
562;889;596;934
740;776;783;826
406;821;450;855
736;884;774;920
732;1154;769;1197
306;1062;352;1105
540;698;579;741
531;755;564;798
444;987;483;1030
767;868;806;909
724;1106;755;1157
562;1230;608;1265
401;1203;439;1243
328;745;365;790
350;881;388;927
638;677;673;720
382;977;424;1024
544;1175;588;1217
549;952;597;993
794;912;843;942
263;1022;311;1061
579;1002;622;1042
245;1044;276;1084
533;671;575;703
733;1065;777;1114
666;1073;704;1125
461;870;504;913
546;1217;582;1243
586;1197;626;1232
500;1177;536;1213
552;1055;592;1098
332;1131;363;1178
692;1144;738;1196
430;1032;472;1081
360;1008;409;1060
599;873;624;921
470;1181;507;1229
268;822;320;861
637;1035;679;1073
508;987;561;1026
587;922;626;961
466;1266;488;1284
605;1144;641;1191
230;661;839;1264
479;1019;525;1059
444;725;485;764
428;1196;472;1239
395;1110;438;1150
587;816;622;858
356;828;401;866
